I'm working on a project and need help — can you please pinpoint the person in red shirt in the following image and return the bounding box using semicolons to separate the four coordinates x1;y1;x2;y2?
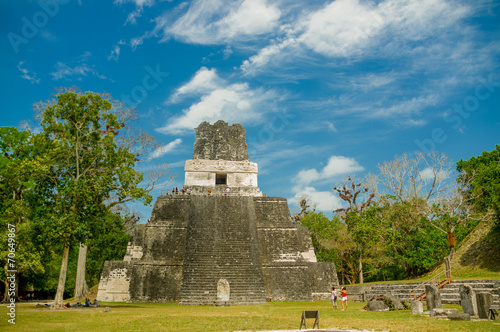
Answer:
341;287;348;311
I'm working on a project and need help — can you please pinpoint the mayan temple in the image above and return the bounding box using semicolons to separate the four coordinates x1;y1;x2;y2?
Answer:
97;120;338;305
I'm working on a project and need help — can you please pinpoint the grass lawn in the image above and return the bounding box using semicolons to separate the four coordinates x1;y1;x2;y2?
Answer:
1;301;499;331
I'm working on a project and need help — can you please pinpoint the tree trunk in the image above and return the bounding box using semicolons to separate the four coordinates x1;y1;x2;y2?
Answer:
359;252;364;284
74;243;90;300
52;245;70;309
2;262;9;302
2;280;8;302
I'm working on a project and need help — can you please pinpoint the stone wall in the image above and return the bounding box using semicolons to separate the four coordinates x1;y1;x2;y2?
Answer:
123;224;145;262
184;159;261;195
254;197;338;301
97;195;338;304
193;121;249;161
309;262;339;301
128;196;190;302
96;261;132;302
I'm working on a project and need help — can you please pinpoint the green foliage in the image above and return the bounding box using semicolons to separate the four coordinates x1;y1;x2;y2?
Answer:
299;212;339;263
0;91;155;300
300;208;390;284
36;91;149;246
0;127;49;298
86;212;130;286
457;145;500;223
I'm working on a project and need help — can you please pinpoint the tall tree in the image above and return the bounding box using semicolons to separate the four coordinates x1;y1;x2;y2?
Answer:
371;151;484;277
0;128;47;301
333;177;376;283
36;90;152;308
68;95;171;300
371;152;459;253
457;145;500;223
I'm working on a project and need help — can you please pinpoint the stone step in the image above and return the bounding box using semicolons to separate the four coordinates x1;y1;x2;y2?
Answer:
361;279;500;305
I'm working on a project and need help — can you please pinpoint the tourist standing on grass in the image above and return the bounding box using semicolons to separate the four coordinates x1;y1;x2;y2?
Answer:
329;286;337;310
341;287;348;311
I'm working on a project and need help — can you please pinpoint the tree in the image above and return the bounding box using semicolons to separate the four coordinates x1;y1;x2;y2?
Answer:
333;177;376;283
0;127;47;301
371;152;457;250
36;90;153;309
371;151;482;277
457;145;500;223
34;89;172;301
292;198;315;223
68;94;172;301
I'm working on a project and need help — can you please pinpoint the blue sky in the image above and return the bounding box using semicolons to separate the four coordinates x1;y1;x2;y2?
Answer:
1;0;499;220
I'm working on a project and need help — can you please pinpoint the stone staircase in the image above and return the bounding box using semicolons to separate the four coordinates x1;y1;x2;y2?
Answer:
362;280;500;304
440;280;499;304
179;196;267;305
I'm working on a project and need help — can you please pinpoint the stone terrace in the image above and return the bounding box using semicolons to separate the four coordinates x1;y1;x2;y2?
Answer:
346;279;500;304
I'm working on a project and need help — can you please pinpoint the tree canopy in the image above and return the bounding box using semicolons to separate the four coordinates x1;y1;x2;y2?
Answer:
457;145;500;223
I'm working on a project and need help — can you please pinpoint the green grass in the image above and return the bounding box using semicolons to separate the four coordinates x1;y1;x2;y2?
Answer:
1;301;499;331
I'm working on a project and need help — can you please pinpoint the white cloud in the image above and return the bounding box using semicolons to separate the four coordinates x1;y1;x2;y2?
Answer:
114;0;153;5
169;67;222;103
289;155;364;212
241;0;470;75
108;45;121;61
324;121;337;132
17;61;40;84
150;138;182;159
158;83;274;135
51;62;92;80
298;0;384;58
157;67;277;135
290;187;344;212
419;167;435;181
50;53;106;81
349;73;397;90
370;94;440;119
241;37;298;75
419;167;450;182
293;155;364;186
223;46;233;60
164;0;280;45
216;0;281;39
114;0;155;24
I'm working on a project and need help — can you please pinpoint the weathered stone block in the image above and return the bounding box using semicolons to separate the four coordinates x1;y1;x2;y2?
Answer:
193;120;249;161
425;285;442;311
411;301;423;314
366;300;389;311
96;261;132;302
448;313;471;321
383;292;403;310
459;284;477;316
433;308;459;316
476;292;493;319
